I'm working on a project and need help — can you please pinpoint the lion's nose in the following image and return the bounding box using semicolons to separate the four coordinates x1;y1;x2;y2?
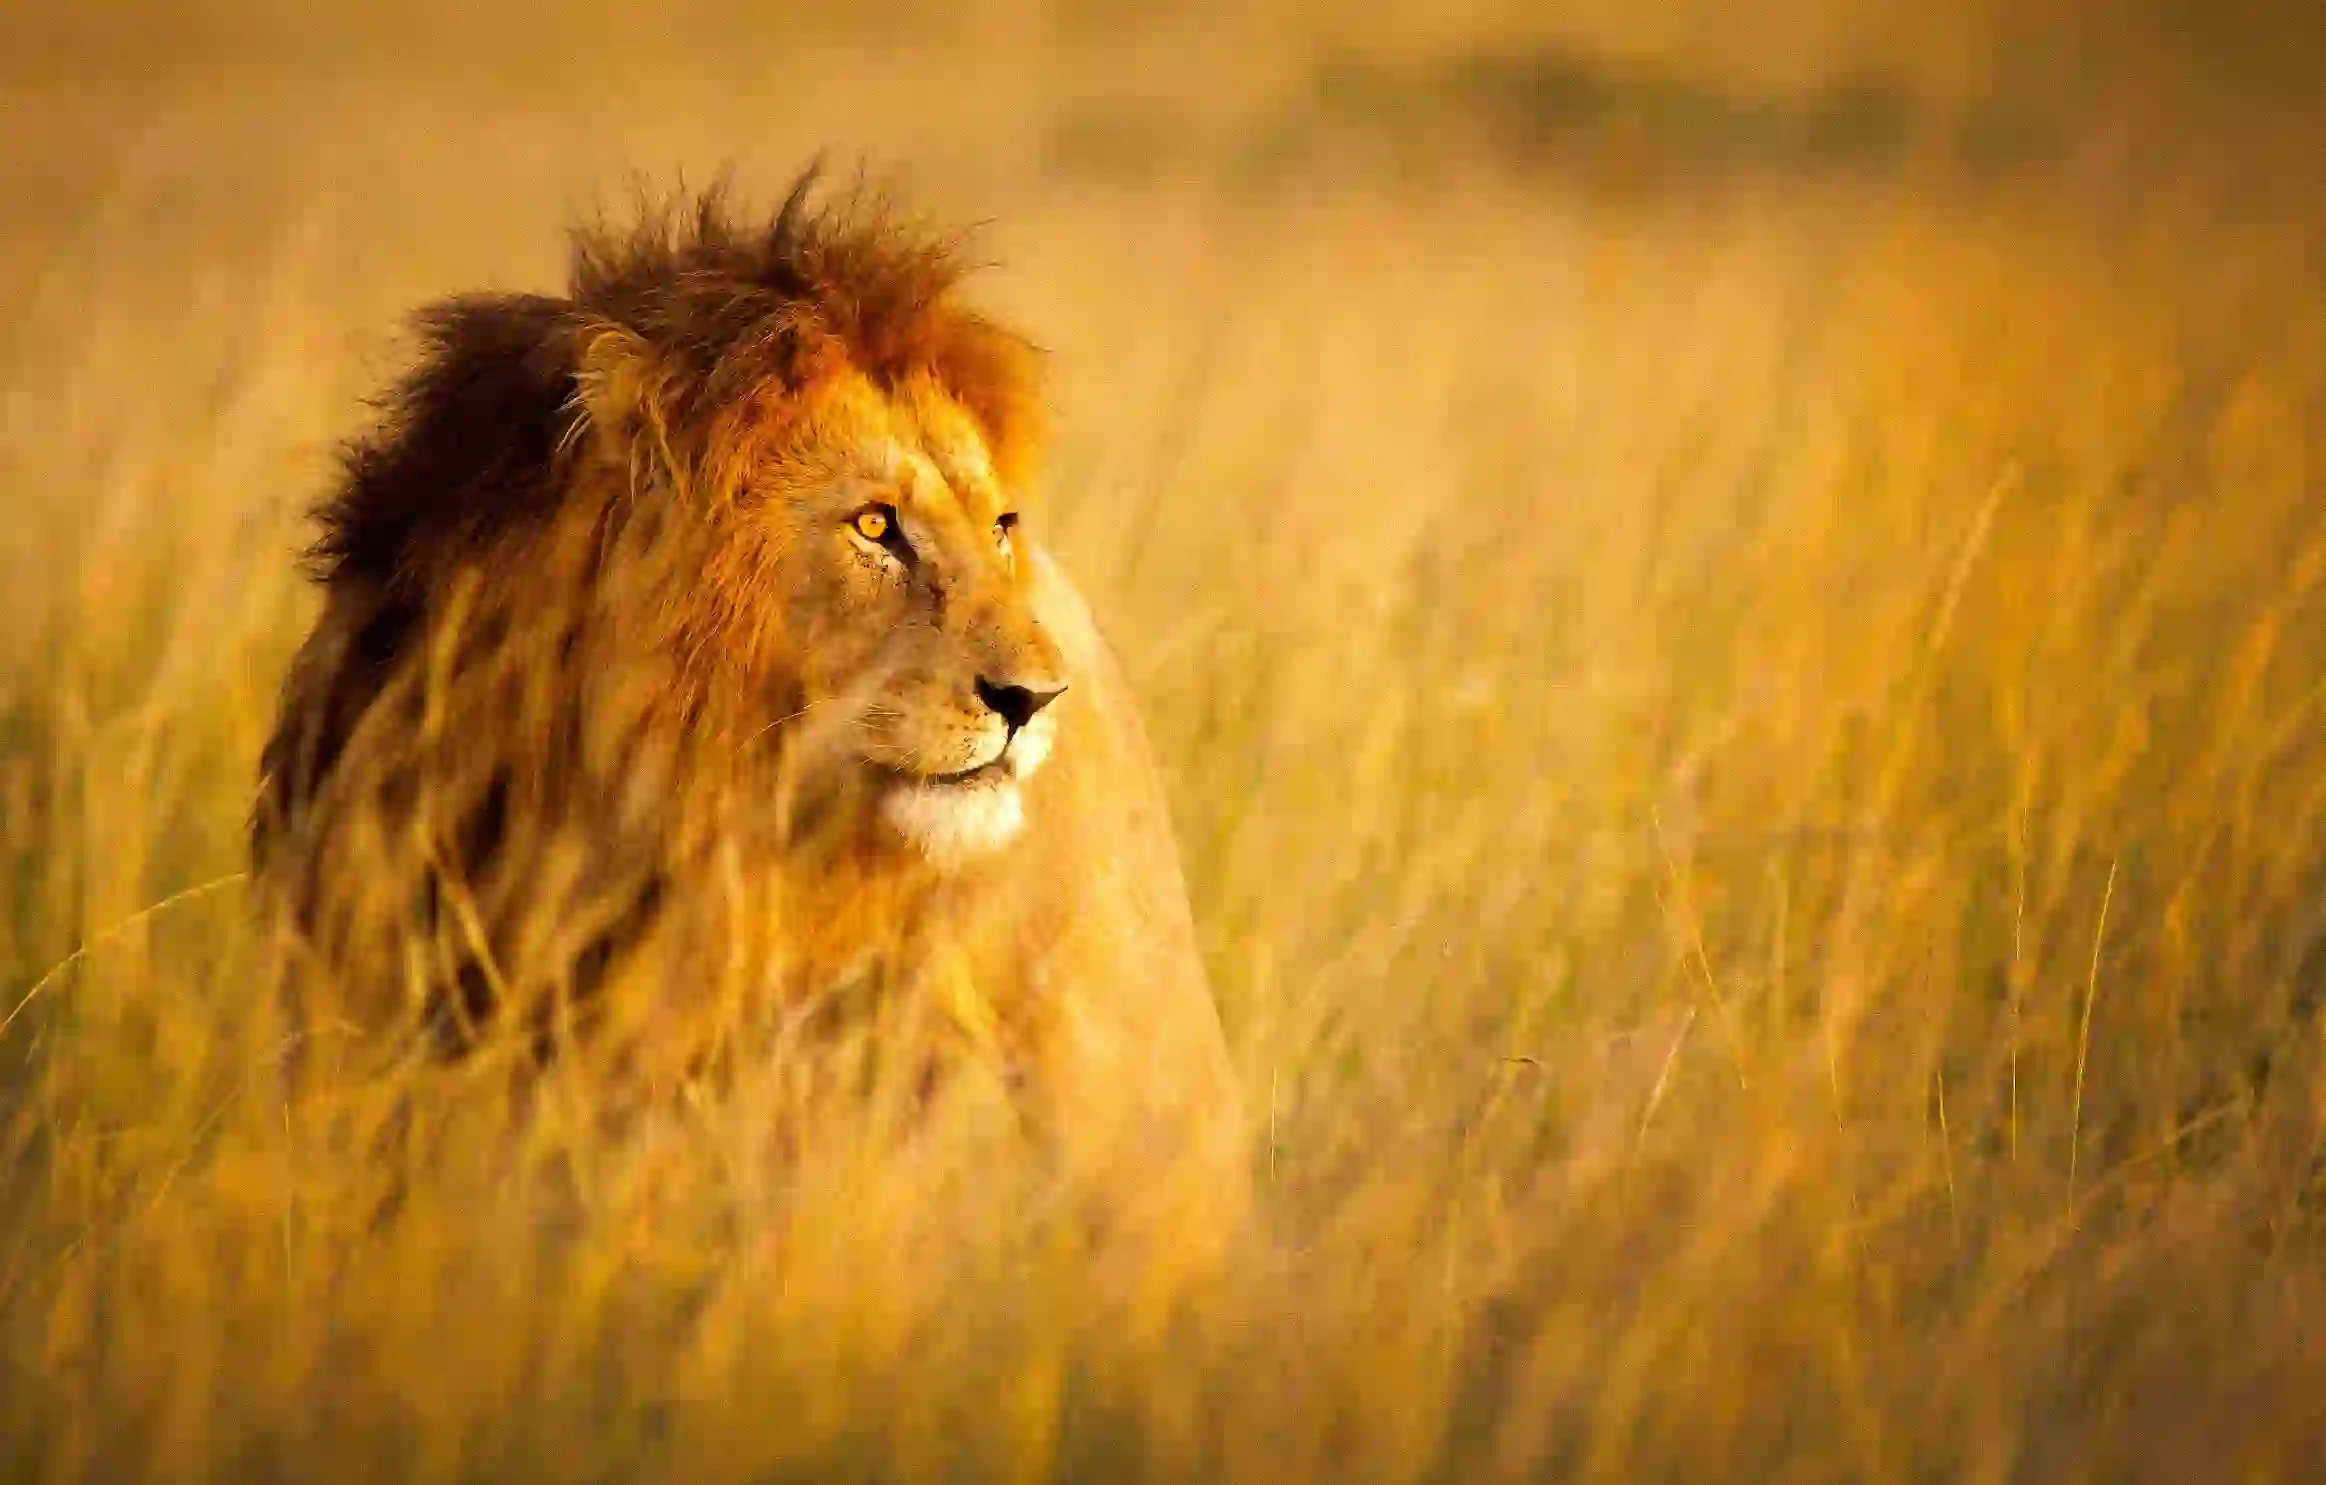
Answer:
975;675;1066;731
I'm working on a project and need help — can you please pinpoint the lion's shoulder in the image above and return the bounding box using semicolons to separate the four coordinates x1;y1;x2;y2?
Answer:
1000;552;1235;1116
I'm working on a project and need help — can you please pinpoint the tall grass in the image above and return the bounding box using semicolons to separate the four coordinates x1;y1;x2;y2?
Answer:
4;9;2326;1479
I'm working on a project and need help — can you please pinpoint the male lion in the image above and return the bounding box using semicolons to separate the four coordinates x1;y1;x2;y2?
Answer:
252;171;1241;1196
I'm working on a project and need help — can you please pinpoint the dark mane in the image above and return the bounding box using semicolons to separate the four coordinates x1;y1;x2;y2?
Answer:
311;291;581;591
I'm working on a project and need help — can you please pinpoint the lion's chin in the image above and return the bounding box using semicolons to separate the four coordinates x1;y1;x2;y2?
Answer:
878;769;1027;865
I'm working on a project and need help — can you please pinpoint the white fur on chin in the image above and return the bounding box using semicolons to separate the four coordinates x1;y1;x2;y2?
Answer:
881;775;1026;863
876;709;1056;865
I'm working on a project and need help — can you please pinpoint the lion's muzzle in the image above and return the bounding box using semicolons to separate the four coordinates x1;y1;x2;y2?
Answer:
876;697;1061;863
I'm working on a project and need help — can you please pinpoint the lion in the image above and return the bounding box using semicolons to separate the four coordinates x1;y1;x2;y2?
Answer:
251;170;1243;1204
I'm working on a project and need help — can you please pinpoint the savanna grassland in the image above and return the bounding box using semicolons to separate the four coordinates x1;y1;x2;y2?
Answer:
4;3;2325;1480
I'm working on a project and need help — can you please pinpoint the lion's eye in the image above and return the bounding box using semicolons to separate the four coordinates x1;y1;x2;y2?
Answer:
852;507;893;543
994;512;1019;547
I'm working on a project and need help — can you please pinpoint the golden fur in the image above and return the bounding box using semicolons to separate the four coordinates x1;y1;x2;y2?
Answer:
252;170;1240;1182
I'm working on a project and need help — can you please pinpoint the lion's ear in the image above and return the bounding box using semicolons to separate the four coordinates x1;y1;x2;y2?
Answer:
571;322;682;487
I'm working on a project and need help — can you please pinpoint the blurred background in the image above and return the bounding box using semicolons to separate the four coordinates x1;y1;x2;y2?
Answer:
3;4;2324;1481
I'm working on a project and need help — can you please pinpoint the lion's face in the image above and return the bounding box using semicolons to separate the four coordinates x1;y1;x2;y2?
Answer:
723;374;1067;863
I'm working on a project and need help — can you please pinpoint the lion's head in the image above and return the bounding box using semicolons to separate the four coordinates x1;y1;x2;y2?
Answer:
291;171;1075;868
645;364;1073;863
